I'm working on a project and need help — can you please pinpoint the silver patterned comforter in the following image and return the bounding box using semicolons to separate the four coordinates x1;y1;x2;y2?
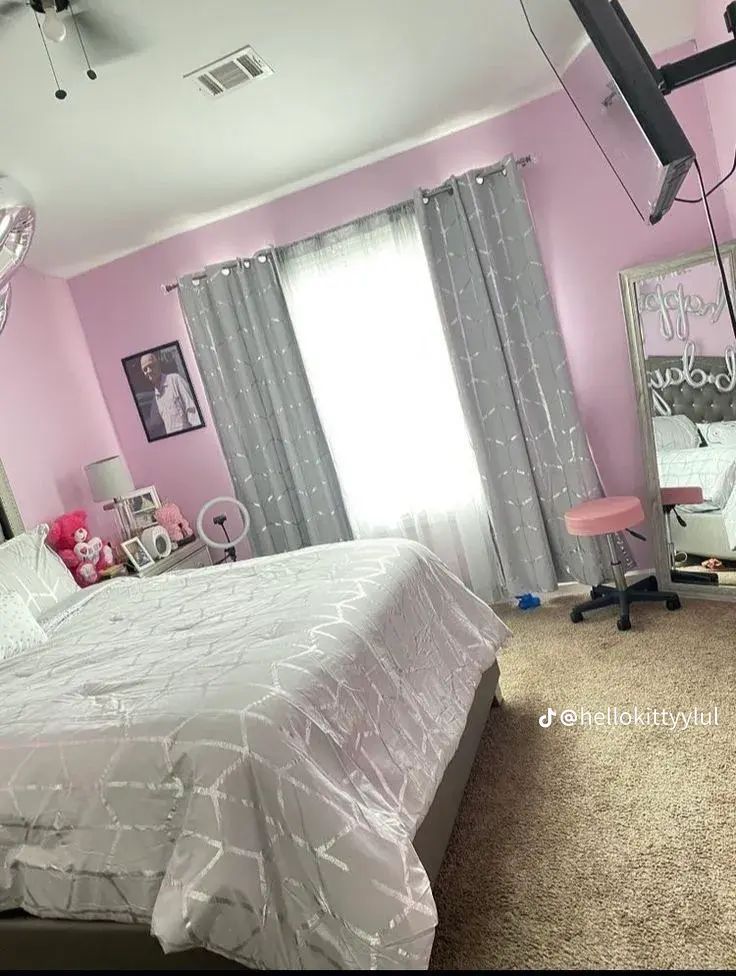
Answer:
0;538;509;969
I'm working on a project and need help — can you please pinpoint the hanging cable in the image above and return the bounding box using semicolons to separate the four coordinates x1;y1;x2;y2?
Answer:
676;146;736;203
34;10;66;99
67;0;97;79
694;156;736;342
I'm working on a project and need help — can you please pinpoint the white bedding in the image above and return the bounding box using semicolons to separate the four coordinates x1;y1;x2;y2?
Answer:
657;445;736;549
0;538;509;970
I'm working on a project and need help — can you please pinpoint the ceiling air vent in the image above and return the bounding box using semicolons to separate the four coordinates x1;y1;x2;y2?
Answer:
185;46;273;98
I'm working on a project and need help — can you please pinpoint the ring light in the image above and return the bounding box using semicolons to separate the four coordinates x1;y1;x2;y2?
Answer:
196;496;250;550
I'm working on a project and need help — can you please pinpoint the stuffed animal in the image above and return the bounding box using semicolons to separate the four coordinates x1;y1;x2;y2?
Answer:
47;509;115;587
155;502;193;544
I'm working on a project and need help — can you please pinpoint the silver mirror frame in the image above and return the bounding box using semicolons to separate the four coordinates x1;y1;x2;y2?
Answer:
0;457;24;539
619;240;736;602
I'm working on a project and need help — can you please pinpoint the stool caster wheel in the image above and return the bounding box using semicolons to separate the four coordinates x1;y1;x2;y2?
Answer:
666;596;681;611
617;616;631;631
570;608;584;623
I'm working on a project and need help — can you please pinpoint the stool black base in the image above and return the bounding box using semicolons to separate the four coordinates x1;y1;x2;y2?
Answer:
570;575;681;631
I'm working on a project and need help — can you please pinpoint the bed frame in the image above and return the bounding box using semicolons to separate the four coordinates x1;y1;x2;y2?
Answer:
1;661;501;970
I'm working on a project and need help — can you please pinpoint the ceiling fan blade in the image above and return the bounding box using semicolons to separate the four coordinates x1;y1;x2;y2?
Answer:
70;8;141;64
0;0;26;23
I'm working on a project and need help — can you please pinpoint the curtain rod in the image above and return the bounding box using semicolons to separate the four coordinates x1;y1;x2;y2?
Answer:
163;257;241;294
162;154;535;293
420;154;535;203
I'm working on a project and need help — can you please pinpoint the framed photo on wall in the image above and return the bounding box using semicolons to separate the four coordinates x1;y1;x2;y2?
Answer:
122;341;205;442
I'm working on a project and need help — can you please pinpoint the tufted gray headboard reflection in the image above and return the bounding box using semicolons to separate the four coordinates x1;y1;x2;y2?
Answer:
645;353;736;423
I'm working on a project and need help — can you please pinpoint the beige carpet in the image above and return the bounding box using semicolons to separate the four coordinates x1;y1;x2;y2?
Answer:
430;596;736;970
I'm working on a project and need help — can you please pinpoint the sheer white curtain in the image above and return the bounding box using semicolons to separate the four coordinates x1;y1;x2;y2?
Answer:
279;206;503;601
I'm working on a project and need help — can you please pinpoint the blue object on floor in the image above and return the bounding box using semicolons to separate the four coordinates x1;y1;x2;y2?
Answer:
516;593;541;610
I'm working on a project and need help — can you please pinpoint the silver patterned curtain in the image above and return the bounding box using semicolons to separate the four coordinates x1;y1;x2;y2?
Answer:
178;255;353;556
416;158;628;593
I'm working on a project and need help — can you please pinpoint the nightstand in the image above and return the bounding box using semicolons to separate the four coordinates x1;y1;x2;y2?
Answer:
138;539;212;576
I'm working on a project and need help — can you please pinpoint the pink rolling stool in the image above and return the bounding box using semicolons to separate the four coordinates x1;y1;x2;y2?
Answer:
565;496;681;631
661;487;718;587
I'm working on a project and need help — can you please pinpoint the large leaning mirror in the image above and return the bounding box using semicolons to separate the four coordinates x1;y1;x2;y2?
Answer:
621;242;736;598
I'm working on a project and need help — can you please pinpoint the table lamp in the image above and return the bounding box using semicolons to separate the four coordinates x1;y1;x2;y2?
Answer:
85;455;135;538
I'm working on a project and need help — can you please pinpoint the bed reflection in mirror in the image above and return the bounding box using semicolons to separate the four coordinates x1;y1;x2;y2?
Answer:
622;242;736;591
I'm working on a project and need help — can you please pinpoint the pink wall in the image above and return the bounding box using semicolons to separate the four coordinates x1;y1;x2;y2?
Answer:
69;43;726;564
0;267;121;533
696;2;736;238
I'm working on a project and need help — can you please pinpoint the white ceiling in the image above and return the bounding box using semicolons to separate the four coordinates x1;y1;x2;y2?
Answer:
1;0;697;277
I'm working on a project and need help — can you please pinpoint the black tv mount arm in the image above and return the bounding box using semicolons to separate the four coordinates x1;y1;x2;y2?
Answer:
659;2;736;95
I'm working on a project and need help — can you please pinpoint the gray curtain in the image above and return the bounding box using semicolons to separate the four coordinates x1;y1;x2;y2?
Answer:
179;255;353;556
416;157;627;593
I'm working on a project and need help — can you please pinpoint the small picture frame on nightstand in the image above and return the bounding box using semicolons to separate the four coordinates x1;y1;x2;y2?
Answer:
121;536;156;573
120;486;162;534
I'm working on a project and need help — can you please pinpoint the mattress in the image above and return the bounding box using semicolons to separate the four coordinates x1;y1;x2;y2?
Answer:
0;538;510;970
658;445;736;550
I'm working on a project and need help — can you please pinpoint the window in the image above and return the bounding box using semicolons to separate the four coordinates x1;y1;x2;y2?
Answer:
280;206;499;599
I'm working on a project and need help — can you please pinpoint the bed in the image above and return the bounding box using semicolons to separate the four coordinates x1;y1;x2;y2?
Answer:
0;535;508;970
648;353;736;562
657;445;736;560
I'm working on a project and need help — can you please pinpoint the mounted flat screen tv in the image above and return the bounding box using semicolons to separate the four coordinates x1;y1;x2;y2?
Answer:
520;0;695;224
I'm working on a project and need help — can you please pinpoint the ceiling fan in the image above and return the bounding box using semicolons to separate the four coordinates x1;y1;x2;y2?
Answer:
0;0;137;97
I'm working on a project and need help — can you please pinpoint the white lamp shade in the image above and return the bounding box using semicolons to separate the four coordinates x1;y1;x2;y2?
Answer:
85;455;134;502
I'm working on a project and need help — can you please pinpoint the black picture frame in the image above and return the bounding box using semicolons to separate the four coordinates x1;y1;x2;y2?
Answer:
121;341;205;443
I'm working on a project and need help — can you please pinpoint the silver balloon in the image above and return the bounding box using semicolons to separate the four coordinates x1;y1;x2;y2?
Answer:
0;283;10;337
0;176;35;293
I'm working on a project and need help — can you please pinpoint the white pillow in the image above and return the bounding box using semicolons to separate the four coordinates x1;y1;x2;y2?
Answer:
0;591;48;661
0;524;79;619
652;414;700;452
697;421;736;448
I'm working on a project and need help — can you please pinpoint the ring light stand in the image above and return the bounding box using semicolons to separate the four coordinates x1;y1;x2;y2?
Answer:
196;496;250;564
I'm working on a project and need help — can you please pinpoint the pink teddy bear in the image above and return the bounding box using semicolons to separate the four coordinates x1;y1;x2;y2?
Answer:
47;510;115;587
154;502;193;544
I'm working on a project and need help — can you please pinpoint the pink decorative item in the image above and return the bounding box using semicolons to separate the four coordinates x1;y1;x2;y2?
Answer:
155;502;192;544
702;557;724;571
47;509;115;587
